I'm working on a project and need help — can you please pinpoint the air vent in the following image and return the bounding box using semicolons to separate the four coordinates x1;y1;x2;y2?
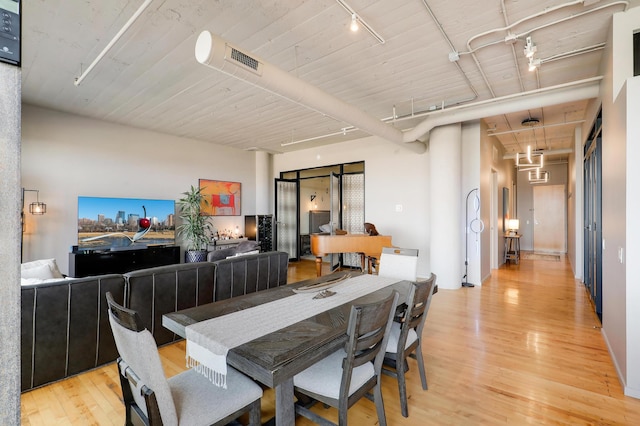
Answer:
225;44;263;76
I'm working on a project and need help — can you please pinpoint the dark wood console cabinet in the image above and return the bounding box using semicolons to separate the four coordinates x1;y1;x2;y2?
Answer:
69;246;180;278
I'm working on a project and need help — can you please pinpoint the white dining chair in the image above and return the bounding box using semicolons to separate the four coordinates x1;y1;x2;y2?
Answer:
377;247;419;281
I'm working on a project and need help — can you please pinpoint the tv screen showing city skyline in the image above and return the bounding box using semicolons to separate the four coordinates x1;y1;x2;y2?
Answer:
77;196;175;251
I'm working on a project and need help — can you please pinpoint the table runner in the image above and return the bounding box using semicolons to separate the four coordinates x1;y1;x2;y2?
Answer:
185;274;399;388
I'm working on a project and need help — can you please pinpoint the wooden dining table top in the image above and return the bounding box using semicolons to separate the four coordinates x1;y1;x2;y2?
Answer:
162;271;411;388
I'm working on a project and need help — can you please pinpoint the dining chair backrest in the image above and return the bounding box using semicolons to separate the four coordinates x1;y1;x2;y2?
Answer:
377;247;419;281
382;274;436;418
341;290;400;397
106;292;178;424
401;274;436;344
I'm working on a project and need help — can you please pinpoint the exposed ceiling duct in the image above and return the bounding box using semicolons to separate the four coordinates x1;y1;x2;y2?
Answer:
195;31;600;155
400;76;601;144
195;31;427;154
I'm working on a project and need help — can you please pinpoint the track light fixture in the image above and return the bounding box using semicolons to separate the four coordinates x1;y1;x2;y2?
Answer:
528;57;541;72
524;36;537;58
350;13;359;32
335;0;385;44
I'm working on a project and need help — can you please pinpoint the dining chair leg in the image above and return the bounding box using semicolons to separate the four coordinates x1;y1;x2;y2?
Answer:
374;382;387;426
248;399;261;426
414;349;428;390
397;357;409;418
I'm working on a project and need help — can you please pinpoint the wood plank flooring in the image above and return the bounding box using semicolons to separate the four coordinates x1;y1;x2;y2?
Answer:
21;256;640;425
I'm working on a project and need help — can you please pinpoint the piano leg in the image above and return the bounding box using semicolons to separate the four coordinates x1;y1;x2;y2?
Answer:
315;256;323;277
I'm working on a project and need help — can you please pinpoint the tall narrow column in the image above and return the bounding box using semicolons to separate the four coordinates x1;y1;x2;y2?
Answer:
255;151;272;214
429;123;463;290
0;63;21;424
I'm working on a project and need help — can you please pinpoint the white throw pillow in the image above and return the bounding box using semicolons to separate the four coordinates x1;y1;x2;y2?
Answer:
21;258;64;280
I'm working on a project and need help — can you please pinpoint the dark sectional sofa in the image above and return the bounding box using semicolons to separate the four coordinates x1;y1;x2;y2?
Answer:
20;251;289;392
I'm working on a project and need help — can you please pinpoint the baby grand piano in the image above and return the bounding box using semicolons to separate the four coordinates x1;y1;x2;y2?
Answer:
310;233;393;277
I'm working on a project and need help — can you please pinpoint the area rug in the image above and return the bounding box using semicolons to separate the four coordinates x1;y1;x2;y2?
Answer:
521;252;561;262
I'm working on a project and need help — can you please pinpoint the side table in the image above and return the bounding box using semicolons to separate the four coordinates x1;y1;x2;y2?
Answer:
504;234;521;264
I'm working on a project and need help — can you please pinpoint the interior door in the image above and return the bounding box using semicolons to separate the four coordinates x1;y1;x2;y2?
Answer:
533;184;566;253
275;179;299;260
584;123;602;320
341;173;365;268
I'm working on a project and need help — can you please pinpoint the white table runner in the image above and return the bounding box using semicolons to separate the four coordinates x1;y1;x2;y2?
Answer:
185;274;399;387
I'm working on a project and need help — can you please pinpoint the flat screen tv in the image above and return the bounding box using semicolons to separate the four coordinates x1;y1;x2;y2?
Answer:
77;196;175;251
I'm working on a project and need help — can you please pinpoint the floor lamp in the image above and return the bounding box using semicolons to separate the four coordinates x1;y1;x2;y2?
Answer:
21;188;47;262
462;188;484;287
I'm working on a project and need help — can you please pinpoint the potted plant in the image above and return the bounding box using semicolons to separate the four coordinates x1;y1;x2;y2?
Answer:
177;185;211;262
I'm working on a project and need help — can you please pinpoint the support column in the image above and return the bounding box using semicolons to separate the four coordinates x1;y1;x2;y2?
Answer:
429;123;463;290
0;62;21;424
255;151;272;214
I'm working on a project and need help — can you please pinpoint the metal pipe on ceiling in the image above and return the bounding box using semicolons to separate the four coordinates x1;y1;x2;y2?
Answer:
401;77;601;143
74;0;153;86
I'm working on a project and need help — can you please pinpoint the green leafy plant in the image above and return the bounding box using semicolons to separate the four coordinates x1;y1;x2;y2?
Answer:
176;185;211;251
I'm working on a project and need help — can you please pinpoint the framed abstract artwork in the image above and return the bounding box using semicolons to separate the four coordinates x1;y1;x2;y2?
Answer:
199;179;241;216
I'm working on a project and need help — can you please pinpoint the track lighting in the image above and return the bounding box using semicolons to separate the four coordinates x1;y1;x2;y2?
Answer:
350;13;359;32
336;0;385;44
524;36;537;58
528;57;541;72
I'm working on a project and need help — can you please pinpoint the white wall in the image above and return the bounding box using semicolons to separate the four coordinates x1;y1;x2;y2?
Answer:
21;105;257;274
625;76;640;398
600;5;640;398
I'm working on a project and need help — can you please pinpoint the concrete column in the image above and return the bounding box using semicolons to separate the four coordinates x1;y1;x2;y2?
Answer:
429;123;463;290
254;151;272;214
0;62;21;424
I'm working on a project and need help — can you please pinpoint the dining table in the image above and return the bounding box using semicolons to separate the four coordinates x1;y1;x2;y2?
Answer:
162;271;411;426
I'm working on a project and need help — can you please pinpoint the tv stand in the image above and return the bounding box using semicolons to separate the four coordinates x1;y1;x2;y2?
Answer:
69;246;180;278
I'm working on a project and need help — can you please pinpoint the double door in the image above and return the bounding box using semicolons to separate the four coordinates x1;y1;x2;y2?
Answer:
275;165;365;268
584;111;602;320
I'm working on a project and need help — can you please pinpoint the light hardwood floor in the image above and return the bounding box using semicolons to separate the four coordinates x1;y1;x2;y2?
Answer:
21;256;640;425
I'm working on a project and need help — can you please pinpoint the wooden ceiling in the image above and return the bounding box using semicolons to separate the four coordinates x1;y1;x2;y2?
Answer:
21;0;637;156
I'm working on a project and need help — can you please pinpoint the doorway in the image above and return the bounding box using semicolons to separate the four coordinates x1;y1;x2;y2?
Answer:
276;162;365;263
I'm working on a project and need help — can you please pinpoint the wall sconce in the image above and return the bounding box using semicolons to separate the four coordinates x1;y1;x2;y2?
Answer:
21;188;47;262
310;194;316;202
22;188;47;217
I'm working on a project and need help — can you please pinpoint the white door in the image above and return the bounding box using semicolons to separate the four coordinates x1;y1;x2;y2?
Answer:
533;184;566;253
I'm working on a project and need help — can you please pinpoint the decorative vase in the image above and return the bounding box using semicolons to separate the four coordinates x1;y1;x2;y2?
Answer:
185;250;208;263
